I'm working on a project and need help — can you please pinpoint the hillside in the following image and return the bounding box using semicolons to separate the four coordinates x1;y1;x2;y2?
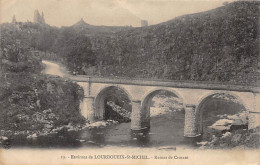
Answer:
81;1;259;84
1;1;259;85
0;21;85;140
71;18;134;35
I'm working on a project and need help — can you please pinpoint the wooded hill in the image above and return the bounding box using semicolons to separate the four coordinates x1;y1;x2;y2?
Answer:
1;1;259;85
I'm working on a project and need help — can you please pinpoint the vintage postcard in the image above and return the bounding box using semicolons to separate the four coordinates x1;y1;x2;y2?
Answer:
0;0;259;165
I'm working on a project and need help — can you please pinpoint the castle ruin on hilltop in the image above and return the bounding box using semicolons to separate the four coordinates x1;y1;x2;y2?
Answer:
33;10;45;24
11;15;17;24
141;20;148;27
11;10;46;25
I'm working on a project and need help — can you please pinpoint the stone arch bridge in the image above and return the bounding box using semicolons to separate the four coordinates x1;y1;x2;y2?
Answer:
70;75;260;137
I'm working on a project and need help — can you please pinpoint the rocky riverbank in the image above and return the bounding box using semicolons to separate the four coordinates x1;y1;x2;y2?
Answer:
0;119;122;147
0;73;86;148
198;127;260;149
105;101;131;122
150;95;184;117
197;111;260;149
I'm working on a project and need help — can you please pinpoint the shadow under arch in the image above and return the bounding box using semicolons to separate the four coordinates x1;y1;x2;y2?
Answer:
141;88;184;128
195;91;248;135
94;85;133;121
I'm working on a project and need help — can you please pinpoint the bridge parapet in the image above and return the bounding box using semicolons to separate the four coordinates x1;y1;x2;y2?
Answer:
70;75;259;93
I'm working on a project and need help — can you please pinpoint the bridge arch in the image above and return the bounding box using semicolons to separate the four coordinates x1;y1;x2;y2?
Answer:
94;85;133;120
141;88;184;104
195;91;249;134
141;88;184;128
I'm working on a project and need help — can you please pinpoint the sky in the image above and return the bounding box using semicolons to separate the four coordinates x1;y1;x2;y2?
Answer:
0;0;235;27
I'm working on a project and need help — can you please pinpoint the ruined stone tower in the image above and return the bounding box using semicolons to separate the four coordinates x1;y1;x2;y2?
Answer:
41;12;45;24
141;20;148;27
11;15;17;24
33;10;45;24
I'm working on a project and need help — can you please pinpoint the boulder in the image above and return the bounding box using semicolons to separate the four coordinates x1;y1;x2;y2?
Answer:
231;134;242;144
221;132;232;139
52;126;66;132
209;125;231;131
232;119;244;125
26;133;37;139
237;112;248;125
227;114;240;120
209;135;219;145
213;119;233;126
44;123;53;129
88;121;107;128
197;141;208;146
0;136;8;141
209;119;233;131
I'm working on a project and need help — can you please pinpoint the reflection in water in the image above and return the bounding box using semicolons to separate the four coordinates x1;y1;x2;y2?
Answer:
131;128;150;147
80;128;106;147
6;97;246;149
77;114;188;148
8;110;192;149
184;135;203;147
9;131;82;148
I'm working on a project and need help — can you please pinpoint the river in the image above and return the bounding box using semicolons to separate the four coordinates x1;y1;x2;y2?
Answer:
8;60;244;149
42;60;68;77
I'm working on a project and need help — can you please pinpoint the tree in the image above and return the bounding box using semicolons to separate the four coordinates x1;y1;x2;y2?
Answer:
54;28;96;74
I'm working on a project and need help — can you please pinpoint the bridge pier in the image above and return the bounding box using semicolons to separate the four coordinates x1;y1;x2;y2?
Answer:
81;96;95;123
131;100;143;130
248;94;260;130
184;104;200;137
248;112;260;129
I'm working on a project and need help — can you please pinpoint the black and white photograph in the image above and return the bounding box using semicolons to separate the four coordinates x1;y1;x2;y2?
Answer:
0;0;259;165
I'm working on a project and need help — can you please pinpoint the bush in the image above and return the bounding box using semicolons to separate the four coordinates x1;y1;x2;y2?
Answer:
0;73;85;137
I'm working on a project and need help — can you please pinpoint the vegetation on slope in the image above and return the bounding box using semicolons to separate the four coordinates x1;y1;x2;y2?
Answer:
82;1;259;84
1;1;258;85
0;25;85;139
